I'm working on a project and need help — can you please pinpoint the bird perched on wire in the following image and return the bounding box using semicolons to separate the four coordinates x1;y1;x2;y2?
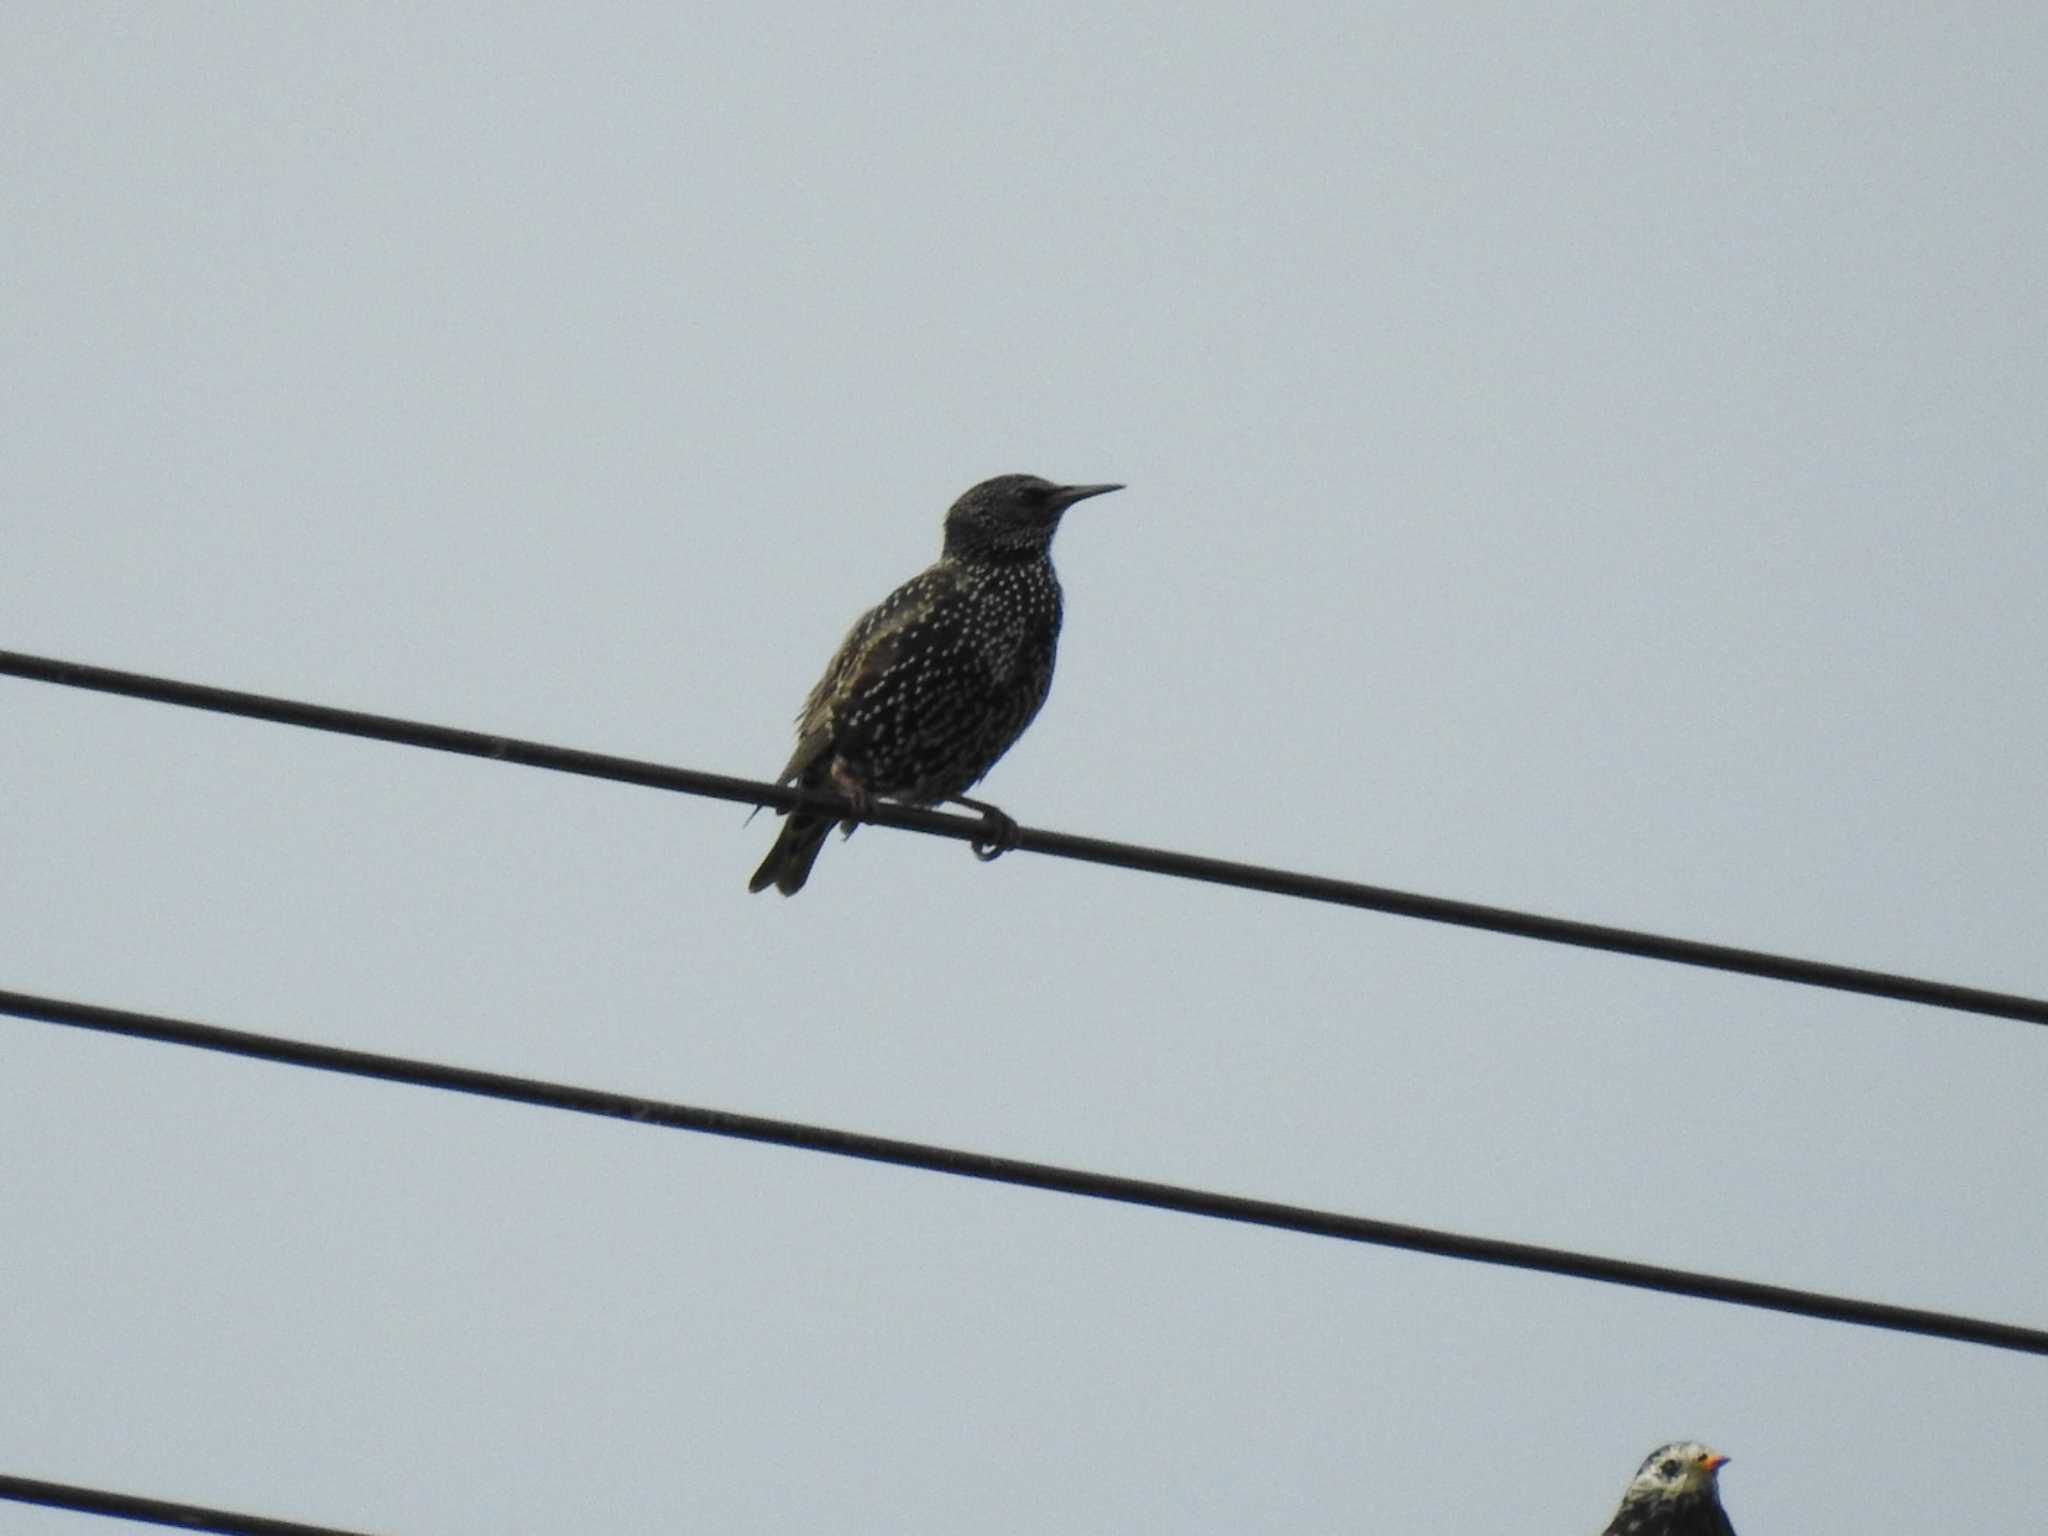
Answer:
749;473;1122;896
1598;1443;1737;1536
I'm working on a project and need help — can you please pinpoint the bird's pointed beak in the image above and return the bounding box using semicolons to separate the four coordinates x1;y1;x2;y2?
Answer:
1702;1454;1730;1474
1050;482;1123;510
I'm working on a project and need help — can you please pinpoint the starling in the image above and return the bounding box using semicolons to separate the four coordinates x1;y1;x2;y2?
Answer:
1599;1443;1737;1536
749;473;1121;896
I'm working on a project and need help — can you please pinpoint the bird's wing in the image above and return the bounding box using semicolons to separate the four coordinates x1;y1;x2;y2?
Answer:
775;564;960;784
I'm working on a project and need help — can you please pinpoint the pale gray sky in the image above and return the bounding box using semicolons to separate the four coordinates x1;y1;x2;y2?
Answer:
3;6;2044;1534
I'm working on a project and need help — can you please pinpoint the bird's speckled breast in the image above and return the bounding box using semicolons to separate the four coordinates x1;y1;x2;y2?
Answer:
829;554;1064;804
959;557;1063;686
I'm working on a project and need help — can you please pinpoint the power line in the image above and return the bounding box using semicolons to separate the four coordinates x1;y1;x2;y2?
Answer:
3;647;2043;1029
5;986;2042;1357
0;1472;381;1535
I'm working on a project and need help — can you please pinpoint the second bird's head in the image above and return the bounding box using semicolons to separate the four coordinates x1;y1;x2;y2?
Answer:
943;474;1122;560
1608;1443;1733;1533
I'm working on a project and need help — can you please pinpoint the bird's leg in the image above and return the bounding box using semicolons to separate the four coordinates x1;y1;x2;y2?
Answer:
829;758;870;838
946;794;1021;862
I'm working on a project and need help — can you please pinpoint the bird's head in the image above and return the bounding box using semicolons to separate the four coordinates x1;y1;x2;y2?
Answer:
1626;1443;1730;1500
943;474;1122;560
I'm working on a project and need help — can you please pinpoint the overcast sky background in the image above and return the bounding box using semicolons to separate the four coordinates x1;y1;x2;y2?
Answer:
3;7;2044;1534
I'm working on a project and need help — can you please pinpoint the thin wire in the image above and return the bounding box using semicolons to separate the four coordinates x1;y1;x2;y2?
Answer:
5;987;2042;1357
3;647;2043;1027
0;1473;381;1536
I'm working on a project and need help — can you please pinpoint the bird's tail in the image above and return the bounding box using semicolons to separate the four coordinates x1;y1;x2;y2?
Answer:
747;810;834;896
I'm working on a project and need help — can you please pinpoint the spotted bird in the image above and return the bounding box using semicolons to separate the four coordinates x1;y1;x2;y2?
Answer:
749;474;1120;896
1598;1443;1737;1536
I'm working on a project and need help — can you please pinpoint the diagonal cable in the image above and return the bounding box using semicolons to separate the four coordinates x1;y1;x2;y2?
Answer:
4;986;2043;1356
0;1472;382;1535
2;648;2043;1027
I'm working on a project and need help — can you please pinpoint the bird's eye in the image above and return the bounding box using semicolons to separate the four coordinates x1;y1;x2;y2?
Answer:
1660;1460;1681;1479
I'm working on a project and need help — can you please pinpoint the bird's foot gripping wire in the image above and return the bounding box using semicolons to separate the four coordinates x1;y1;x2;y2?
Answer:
830;760;871;839
948;796;1021;863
